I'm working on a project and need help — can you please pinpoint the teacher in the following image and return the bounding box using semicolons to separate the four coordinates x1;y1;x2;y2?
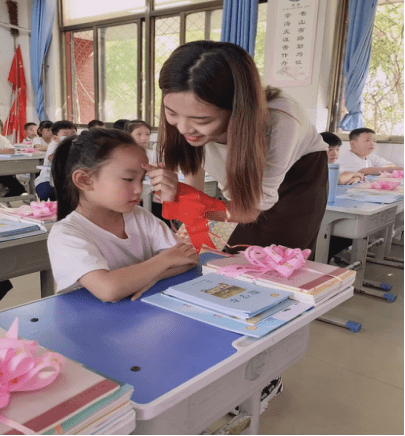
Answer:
144;40;328;258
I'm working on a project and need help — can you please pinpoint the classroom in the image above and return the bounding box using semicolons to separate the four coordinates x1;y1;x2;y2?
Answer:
0;0;403;434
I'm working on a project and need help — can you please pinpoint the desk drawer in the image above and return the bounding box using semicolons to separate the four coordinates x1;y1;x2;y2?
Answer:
332;206;397;238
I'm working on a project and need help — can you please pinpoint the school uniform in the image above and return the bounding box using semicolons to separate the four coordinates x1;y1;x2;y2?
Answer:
34;140;58;201
48;207;182;293
339;150;393;173
204;92;328;258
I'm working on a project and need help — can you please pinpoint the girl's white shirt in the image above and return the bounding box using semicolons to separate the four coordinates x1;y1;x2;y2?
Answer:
48;207;182;293
203;92;327;211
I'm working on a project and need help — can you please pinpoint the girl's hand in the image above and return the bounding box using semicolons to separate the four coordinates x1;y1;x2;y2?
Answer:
142;162;178;203
160;242;199;268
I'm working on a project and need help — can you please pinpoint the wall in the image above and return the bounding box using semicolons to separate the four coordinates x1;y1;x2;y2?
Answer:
0;0;35;127
0;0;63;131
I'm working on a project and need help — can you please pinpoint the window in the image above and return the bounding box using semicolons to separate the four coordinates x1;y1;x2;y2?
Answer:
61;0;268;128
330;0;404;140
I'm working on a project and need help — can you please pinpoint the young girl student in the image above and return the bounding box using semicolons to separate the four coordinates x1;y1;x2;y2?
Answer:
48;128;198;302
125;119;157;165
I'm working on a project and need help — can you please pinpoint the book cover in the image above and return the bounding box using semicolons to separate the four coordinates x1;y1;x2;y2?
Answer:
202;255;356;304
336;189;403;203
0;336;123;435
163;273;292;318
0;217;42;237
142;292;313;338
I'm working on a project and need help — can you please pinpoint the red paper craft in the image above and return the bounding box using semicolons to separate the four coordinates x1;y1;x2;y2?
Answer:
162;182;226;253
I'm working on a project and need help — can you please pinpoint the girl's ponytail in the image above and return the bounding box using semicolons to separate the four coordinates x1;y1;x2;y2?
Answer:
52;136;77;221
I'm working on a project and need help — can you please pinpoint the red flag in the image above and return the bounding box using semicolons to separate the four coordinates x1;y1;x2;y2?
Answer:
2;45;27;143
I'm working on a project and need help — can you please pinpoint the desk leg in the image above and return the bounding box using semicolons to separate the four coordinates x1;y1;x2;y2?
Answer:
237;391;261;435
315;221;331;264
40;269;55;298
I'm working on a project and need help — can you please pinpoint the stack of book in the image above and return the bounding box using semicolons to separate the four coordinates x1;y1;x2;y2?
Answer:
202;253;356;306
142;273;314;338
0;338;135;435
0;215;47;242
337;187;403;203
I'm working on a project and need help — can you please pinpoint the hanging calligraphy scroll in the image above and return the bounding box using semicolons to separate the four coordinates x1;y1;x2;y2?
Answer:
268;0;319;87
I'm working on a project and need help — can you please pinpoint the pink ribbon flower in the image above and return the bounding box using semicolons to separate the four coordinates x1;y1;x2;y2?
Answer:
0;318;65;434
20;148;37;153
370;180;401;191
17;201;57;218
217;245;311;279
379;170;404;179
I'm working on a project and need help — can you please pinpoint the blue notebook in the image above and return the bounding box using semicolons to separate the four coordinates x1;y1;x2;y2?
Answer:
0;216;46;241
163;273;293;319
142;292;313;338
337;190;403;204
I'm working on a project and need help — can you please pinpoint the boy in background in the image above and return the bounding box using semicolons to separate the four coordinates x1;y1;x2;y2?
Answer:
22;122;38;145
87;119;105;129
321;132;365;185
33;121;54;151
35;120;77;201
339;128;403;175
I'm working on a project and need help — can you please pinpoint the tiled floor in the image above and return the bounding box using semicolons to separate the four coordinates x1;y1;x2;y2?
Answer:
1;243;403;434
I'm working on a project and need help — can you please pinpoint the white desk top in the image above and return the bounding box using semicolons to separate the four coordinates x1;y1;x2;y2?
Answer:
326;198;399;215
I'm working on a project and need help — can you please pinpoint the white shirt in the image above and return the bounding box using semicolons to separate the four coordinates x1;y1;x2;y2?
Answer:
0;135;14;150
34;141;58;186
32;137;49;149
48;207;182;293
338;150;393;173
203;92;327;211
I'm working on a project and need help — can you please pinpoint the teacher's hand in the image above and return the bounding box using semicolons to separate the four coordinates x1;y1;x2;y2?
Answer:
142;162;178;203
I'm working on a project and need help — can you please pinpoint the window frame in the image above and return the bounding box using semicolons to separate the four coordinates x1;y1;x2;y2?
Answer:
58;0;224;128
327;0;404;144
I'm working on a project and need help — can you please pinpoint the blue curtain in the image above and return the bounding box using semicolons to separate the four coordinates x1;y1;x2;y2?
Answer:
30;0;56;121
339;0;378;131
221;0;259;57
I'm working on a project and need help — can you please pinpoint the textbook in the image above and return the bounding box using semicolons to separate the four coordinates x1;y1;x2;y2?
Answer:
336;189;403;204
202;254;356;305
162;273;293;319
142;292;313;338
0;215;47;242
0;335;134;435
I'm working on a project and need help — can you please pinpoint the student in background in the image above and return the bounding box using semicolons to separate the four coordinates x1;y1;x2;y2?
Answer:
32;121;54;151
48;128;198;302
0;134;26;198
87;119;105;129
320;132;365;185
125;120;156;164
22;122;38;145
35;120;77;201
339;128;404;174
112;119;130;130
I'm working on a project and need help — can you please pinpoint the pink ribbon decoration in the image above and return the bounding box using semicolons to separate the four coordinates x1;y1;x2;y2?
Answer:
13;201;57;219
370;180;401;191
20;148;36;153
217;245;311;279
379;170;404;179
0;318;65;434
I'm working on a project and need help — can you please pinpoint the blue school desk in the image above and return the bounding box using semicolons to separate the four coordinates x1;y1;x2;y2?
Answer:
315;193;402;296
0;254;353;434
